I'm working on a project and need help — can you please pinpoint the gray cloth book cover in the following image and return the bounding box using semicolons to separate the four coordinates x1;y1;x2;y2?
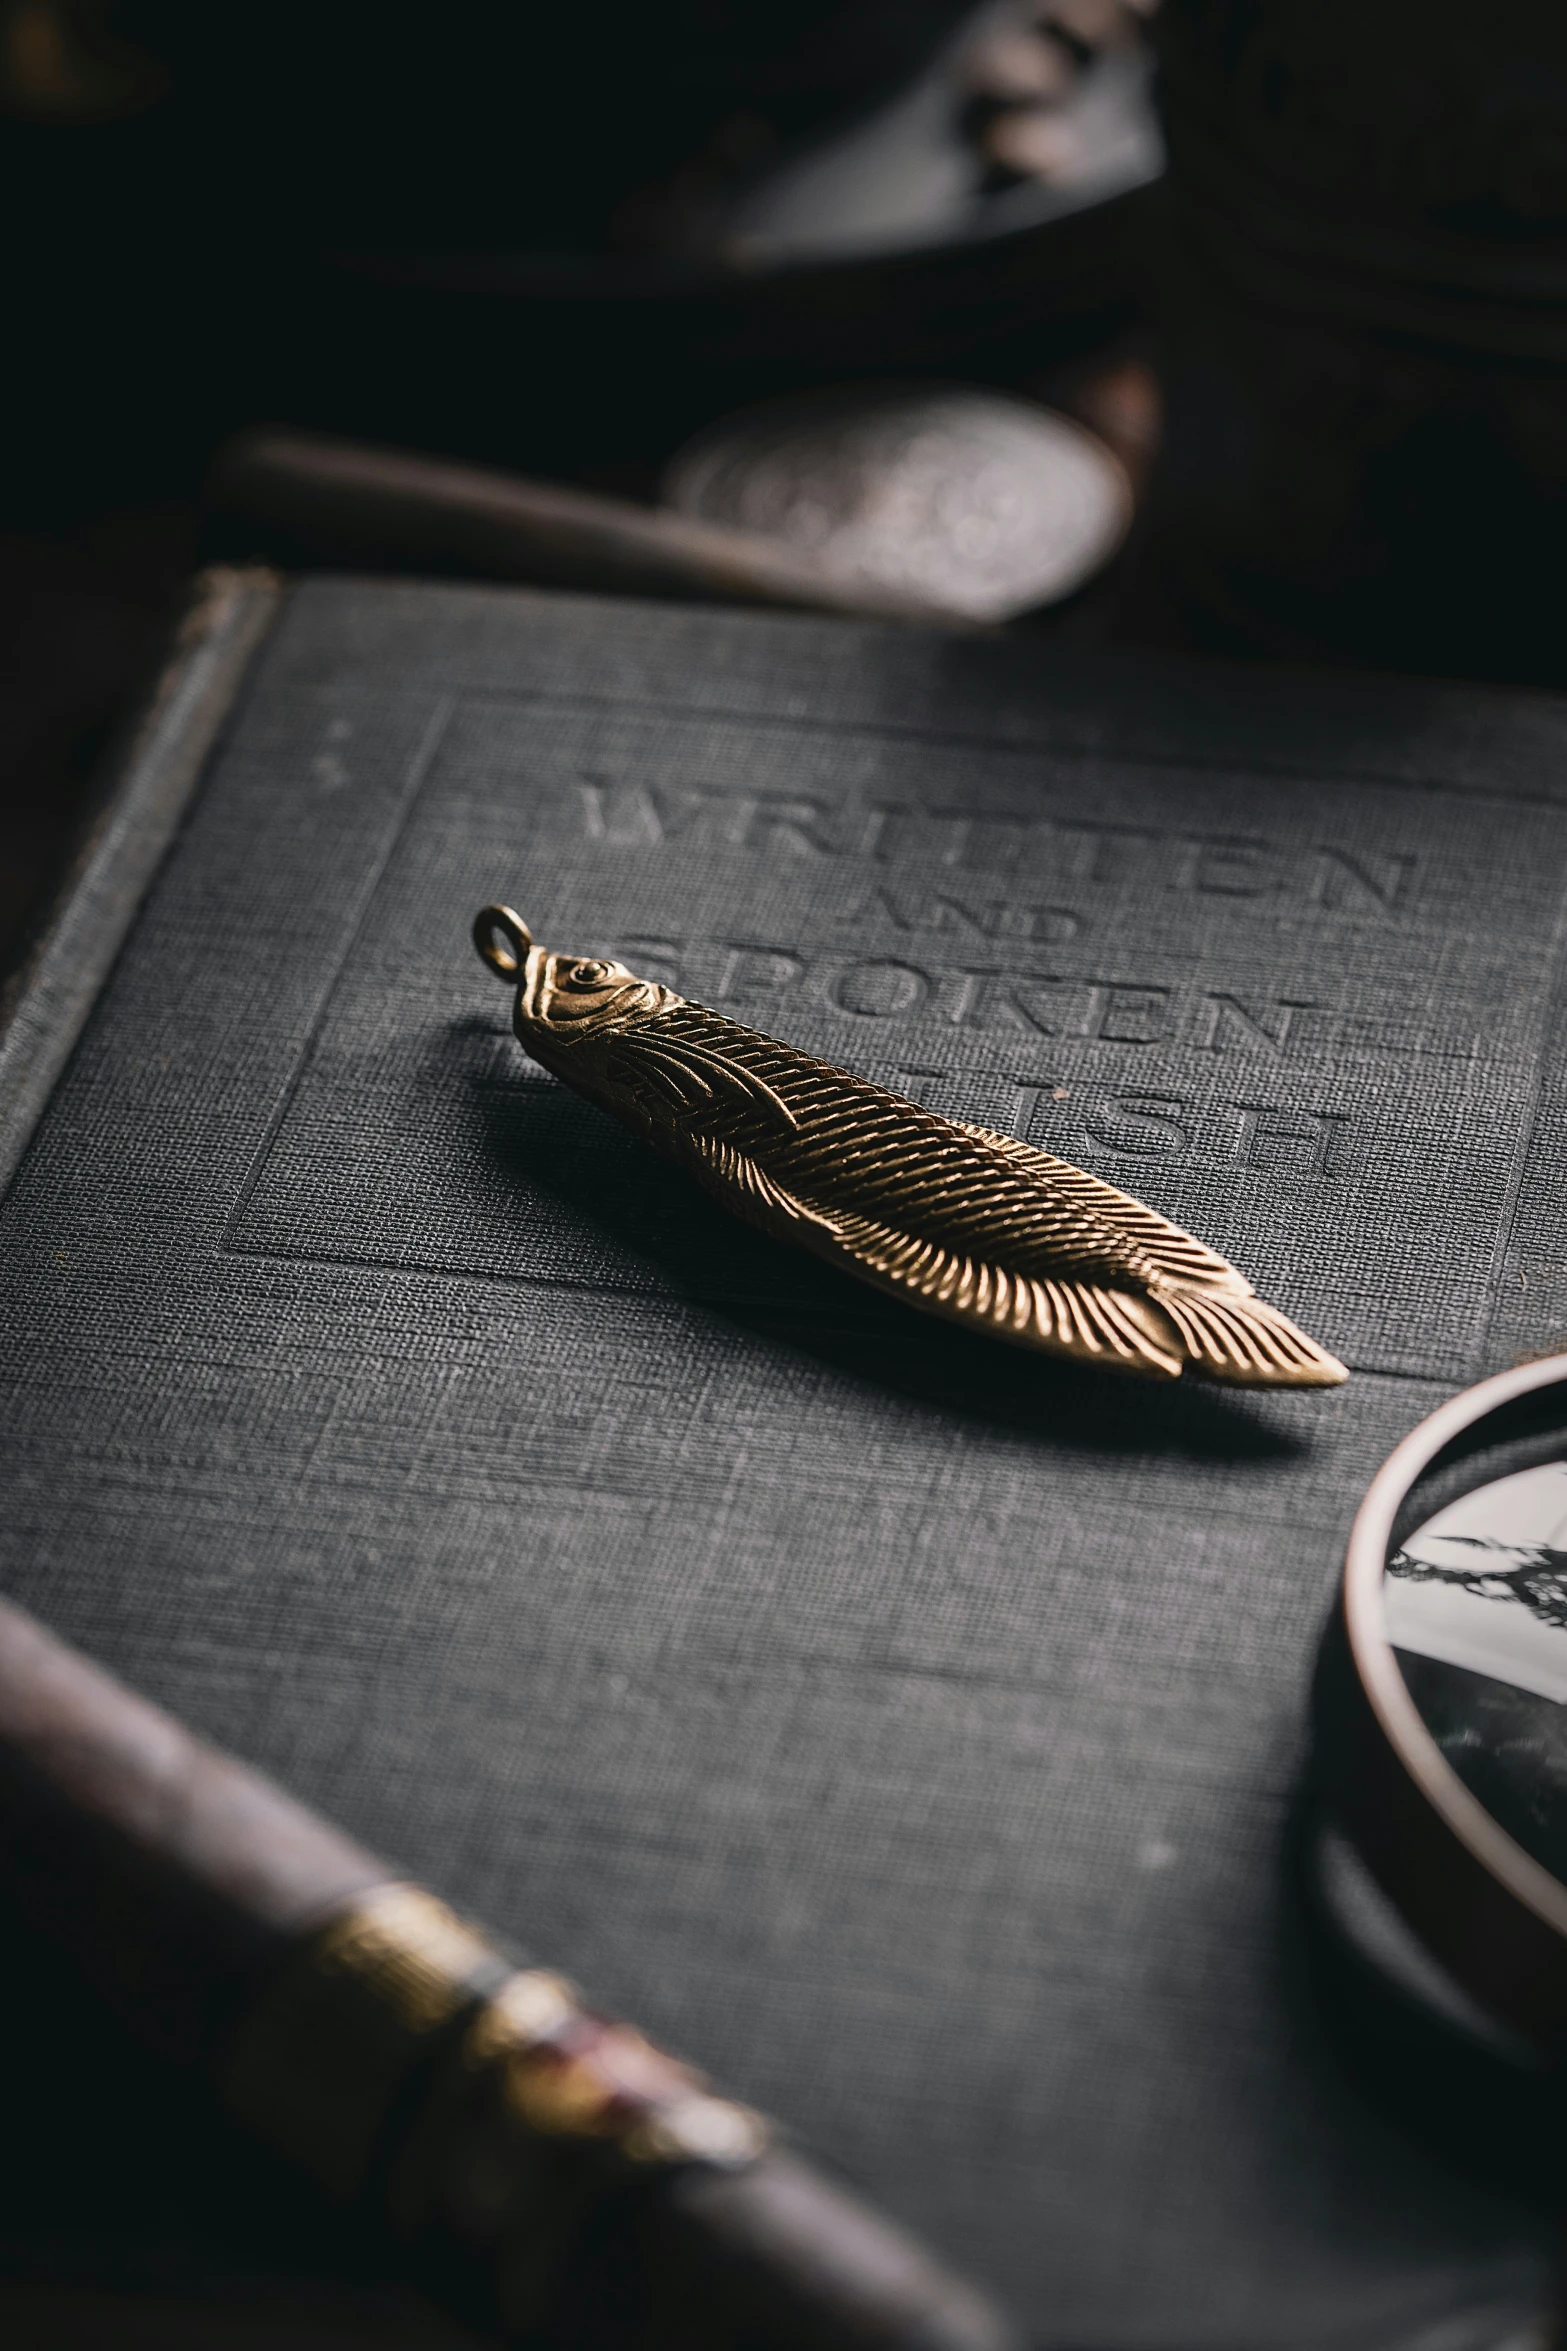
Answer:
3;576;1565;2343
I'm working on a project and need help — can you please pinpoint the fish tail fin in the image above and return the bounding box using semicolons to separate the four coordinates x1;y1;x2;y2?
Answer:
825;1210;1191;1378
1155;1285;1347;1388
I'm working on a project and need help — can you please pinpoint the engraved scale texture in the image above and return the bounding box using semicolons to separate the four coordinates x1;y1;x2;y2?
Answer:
3;579;1567;2341
481;925;1344;1383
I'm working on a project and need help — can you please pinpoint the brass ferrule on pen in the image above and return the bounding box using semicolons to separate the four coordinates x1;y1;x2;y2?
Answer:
0;1596;1015;2351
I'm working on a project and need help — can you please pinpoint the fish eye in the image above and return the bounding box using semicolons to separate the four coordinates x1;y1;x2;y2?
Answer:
565;959;609;988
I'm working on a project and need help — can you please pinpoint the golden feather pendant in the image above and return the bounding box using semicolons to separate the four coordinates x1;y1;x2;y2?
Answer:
474;906;1346;1389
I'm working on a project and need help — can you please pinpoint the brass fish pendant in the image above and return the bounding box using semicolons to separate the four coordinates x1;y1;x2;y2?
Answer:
474;907;1347;1388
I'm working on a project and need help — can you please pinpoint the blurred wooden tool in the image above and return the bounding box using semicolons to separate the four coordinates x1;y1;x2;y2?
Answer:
208;428;973;626
0;1594;1017;2351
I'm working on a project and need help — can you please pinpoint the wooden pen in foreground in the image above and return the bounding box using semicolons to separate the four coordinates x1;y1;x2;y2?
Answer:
0;1597;1017;2351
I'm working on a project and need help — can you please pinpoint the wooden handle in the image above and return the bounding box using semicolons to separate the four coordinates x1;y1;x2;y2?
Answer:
0;1597;385;2061
0;1598;1018;2351
208;428;972;628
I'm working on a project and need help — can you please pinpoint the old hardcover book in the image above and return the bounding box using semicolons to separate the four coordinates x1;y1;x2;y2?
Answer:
2;571;1565;2345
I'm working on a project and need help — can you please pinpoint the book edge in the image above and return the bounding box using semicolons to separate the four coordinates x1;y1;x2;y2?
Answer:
0;565;285;1203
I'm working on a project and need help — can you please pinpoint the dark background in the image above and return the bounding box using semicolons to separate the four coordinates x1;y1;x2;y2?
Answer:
0;0;1160;999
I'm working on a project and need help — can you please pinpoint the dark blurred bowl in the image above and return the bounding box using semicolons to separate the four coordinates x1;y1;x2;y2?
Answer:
0;1;1161;501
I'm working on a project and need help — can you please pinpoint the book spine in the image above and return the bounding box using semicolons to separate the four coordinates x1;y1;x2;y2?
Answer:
0;1597;1016;2351
0;566;283;1202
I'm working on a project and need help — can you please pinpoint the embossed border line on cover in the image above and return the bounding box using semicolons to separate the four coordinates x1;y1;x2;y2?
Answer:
217;682;1567;1389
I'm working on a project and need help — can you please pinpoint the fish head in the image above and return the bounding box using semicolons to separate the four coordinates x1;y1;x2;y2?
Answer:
520;946;670;1036
475;907;674;1040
